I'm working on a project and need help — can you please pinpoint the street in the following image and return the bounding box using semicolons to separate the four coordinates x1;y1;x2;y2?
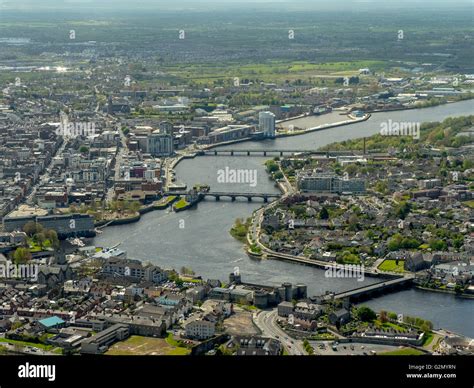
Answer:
254;309;306;355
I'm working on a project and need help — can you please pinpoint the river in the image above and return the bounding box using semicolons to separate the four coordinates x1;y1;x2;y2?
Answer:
359;289;474;338
94;99;474;336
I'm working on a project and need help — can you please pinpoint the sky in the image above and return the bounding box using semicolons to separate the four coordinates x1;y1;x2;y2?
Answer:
1;0;472;11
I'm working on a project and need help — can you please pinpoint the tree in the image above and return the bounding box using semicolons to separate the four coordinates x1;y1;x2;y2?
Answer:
265;160;279;173
45;230;59;249
344;164;358;176
13;247;32;264
273;171;284;180
23;221;43;237
23;221;37;236
357;306;376;322
130;201;141;213
180;266;195;276
395;201;411;220
420;322;432;332
319;207;329;220
348;214;359;231
379;310;388;323
429;239;447;251
35;232;46;249
454;284;464;295
388;312;398;321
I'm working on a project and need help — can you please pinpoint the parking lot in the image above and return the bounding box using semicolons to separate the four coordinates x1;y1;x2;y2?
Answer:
309;341;404;355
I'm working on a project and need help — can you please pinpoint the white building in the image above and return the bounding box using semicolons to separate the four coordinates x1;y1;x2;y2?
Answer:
259;111;276;138
185;319;216;340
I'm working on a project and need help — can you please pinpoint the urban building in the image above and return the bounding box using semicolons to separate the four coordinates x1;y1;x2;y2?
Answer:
147;130;174;157
185;319;216;340
297;172;366;194
259;111;276;138
80;323;130;354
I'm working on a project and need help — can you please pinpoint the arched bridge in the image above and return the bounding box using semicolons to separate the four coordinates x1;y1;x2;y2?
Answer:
199;149;359;157
164;191;281;202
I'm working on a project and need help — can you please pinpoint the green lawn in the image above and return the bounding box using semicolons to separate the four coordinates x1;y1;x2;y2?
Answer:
422;332;434;347
378;259;405;273
165;333;181;347
309;333;336;340
28;238;53;252
155;196;177;207
374;320;407;332
238;304;258;312
381;348;425;356
174;198;190;210
0;338;53;351
463;200;474;209
180;277;202;284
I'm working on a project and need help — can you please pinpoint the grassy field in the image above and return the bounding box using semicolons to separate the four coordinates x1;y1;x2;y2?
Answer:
173;198;190;210
422;332;434;347
106;335;190;356
0;338;54;351
230;218;250;243
463;200;474;209
165;59;386;86
381;348;425;356
378;259;405;273
374;320;407;332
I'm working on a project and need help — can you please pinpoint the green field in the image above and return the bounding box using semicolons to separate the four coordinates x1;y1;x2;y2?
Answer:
381;348;425;356
378;259;405;273
106;335;190;356
173;198;190;210
166;59;387;85
463;200;474;209
422;332;434;347
0;338;54;351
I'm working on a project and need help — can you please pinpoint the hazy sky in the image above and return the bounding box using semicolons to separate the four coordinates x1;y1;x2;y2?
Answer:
1;0;472;11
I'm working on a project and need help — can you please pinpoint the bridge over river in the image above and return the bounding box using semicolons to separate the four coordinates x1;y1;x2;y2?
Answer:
327;275;415;302
164;191;281;202
199;149;361;157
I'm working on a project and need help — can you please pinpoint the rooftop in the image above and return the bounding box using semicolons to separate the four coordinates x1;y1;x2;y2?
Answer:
38;316;65;328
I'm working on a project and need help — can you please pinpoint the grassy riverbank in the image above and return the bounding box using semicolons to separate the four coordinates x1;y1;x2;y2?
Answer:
230;218;251;243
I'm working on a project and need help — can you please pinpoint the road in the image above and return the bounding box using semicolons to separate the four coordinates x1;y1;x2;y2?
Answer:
26;138;68;204
254;309;306;355
105;116;126;202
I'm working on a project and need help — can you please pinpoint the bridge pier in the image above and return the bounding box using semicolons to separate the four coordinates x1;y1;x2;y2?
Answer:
214;150;217;156
215;195;220;201
247;151;250;156
247;197;252;202
280;151;283;157
231;196;236;202
230;151;234;156
263;151;267;156
263;196;268;203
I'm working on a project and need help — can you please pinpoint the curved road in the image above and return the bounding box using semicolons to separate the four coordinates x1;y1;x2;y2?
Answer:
254;309;306;355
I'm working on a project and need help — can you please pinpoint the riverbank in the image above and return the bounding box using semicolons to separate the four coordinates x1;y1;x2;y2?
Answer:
168;96;469;171
95;195;179;229
169;112;370;170
414;285;474;299
276;113;370;138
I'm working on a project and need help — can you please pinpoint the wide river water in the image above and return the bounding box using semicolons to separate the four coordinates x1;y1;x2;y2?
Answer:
95;99;474;336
